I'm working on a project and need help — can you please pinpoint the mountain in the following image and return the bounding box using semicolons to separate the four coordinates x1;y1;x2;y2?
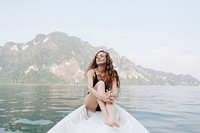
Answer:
0;31;199;86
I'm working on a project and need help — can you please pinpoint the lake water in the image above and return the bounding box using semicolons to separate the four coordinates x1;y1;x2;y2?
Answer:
0;85;199;133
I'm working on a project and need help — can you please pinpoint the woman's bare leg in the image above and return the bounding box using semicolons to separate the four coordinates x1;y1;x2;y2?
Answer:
95;81;109;123
106;103;120;127
84;81;118;126
84;81;108;122
84;93;98;112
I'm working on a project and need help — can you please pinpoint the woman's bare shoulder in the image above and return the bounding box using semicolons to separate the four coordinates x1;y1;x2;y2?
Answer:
87;69;95;74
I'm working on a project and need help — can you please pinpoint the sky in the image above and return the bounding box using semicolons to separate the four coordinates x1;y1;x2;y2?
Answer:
1;0;200;80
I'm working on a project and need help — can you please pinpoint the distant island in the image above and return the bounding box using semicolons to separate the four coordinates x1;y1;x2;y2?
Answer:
0;31;199;86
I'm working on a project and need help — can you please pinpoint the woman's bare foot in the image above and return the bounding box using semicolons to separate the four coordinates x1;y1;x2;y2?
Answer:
105;121;113;127
106;116;120;127
112;121;120;127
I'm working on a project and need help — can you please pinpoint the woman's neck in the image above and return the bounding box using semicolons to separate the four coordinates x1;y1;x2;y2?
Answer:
97;65;106;73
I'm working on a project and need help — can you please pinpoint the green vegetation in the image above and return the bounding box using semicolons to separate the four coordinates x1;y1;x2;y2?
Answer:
0;32;199;86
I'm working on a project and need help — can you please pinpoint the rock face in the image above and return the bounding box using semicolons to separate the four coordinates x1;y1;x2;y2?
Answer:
0;31;199;86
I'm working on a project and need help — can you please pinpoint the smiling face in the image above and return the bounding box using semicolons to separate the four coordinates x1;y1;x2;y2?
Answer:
95;52;107;65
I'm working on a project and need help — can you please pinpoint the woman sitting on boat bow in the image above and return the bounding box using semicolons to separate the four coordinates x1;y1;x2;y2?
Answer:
84;50;120;127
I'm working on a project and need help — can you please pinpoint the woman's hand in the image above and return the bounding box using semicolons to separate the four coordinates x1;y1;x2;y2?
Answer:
105;91;116;104
100;91;117;104
100;93;111;103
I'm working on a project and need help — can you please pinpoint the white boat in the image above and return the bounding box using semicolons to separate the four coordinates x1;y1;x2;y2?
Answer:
47;104;150;133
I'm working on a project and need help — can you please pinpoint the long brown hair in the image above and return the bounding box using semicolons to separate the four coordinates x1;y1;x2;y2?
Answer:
87;50;120;91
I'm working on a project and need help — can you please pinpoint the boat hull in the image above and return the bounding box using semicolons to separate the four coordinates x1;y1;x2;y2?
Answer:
47;105;149;133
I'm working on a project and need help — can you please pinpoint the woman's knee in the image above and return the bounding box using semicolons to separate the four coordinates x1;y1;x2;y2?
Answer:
96;81;105;89
96;81;105;92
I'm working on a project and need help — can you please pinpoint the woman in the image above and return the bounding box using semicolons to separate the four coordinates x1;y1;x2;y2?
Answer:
84;50;120;127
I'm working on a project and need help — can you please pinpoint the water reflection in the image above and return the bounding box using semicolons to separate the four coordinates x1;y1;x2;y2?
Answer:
0;85;200;133
0;85;86;133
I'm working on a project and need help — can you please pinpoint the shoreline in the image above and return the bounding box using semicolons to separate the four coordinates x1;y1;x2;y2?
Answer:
0;84;199;87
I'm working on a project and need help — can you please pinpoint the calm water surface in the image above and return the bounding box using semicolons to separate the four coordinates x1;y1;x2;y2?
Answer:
0;85;199;133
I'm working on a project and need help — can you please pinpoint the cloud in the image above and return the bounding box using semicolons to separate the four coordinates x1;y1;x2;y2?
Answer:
130;47;200;80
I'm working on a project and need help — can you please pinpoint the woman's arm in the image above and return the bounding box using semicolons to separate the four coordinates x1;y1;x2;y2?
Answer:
107;78;119;104
112;78;119;97
87;69;108;101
